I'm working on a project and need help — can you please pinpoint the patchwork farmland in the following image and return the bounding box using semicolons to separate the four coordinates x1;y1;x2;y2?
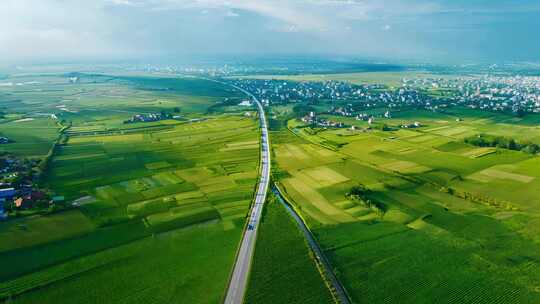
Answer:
0;74;262;303
271;108;540;303
3;68;540;304
2;115;260;303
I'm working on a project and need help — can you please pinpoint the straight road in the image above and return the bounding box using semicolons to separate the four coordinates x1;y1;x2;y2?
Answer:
223;85;271;304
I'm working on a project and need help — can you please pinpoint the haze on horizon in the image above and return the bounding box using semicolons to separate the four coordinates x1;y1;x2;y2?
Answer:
1;0;540;65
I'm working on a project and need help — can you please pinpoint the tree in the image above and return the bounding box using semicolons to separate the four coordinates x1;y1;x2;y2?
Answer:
522;143;540;155
508;139;518;150
348;184;370;197
292;104;316;118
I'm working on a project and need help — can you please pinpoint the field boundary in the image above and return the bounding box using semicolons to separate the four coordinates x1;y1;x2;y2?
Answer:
273;184;352;304
286;124;339;151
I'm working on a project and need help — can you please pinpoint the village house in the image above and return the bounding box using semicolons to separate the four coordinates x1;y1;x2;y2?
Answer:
238;100;252;106
400;121;422;128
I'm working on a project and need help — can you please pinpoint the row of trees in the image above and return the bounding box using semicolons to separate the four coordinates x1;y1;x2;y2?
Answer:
439;186;517;210
464;134;540;155
292;104;316;118
347;184;388;215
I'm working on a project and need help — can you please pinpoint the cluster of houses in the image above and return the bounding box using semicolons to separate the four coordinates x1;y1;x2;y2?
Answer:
0;186;64;219
124;112;180;124
231;79;386;105
355;114;376;125
329;106;354;117
231;78;431;111
229;72;540;118
400;121;422;128
299;107;425;132
0;155;63;220
405;75;540;114
126;63;540;117
301;112;345;128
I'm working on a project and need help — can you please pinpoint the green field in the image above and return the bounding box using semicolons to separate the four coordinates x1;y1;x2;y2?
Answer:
271;109;540;303
7;223;242;304
0;118;60;157
3;69;540;303
245;194;334;304
234;71;453;88
0;74;260;303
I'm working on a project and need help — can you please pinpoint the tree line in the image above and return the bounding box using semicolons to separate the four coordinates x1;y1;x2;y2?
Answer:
347;184;387;216
464;134;540;155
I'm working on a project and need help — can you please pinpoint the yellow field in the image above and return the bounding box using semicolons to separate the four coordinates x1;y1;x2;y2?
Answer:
175;167;214;183
407;134;438;143
68;133;144;144
380;160;431;174
283;144;310;160
461;147;497;158
433;126;472;137
302;166;350;187
470;167;535;183
283;178;355;224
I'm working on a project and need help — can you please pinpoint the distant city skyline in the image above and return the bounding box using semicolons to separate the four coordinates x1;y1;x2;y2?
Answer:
1;0;540;64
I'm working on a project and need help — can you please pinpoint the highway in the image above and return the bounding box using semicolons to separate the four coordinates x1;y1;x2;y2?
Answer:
223;85;271;304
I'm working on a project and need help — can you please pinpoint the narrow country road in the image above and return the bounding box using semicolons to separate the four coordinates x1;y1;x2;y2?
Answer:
223;85;271;304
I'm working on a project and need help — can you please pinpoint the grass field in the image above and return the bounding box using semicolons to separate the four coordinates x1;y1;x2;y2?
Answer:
0;118;60;157
0;73;260;303
7;223;242;304
271;108;540;303
245;194;334;304
0;115;260;302
0;210;95;253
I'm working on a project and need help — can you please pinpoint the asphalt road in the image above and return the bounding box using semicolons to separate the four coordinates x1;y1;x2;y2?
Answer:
223;86;271;304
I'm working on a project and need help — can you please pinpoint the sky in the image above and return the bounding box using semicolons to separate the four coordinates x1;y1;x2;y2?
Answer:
1;0;540;64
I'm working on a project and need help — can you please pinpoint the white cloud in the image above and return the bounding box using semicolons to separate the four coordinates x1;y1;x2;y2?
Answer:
225;10;239;17
107;0;134;6
0;0;536;63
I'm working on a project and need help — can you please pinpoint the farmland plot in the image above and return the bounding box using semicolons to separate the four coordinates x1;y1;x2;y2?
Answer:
1;114;260;302
271;111;540;303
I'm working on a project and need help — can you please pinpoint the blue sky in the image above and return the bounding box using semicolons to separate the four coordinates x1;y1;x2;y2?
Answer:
1;0;539;64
